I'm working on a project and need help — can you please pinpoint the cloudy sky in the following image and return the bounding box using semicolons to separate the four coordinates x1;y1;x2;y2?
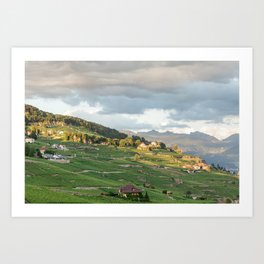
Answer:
25;61;239;140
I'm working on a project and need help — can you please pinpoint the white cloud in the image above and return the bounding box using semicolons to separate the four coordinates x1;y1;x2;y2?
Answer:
127;109;177;127
63;101;103;116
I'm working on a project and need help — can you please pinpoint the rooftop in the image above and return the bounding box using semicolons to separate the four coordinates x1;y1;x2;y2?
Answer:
119;184;142;194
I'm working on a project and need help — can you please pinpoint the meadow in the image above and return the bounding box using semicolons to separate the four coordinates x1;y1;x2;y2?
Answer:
25;137;239;204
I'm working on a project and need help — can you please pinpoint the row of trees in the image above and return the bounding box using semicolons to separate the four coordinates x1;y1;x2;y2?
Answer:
119;135;148;147
61;131;151;147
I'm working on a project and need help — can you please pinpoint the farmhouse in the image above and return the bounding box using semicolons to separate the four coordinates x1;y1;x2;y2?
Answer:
42;153;53;159
195;162;210;171
193;165;201;170
150;141;158;147
25;138;35;143
42;152;70;163
137;142;149;151
52;144;68;150
39;146;47;154
175;155;183;159
118;184;142;197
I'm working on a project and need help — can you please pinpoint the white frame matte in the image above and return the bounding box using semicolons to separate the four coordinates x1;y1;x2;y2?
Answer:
11;47;253;217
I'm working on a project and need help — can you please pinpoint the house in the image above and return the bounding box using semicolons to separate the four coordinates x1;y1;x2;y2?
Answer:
193;165;201;170
118;184;142;197
25;138;35;143
195;162;210;172
162;190;173;195
42;152;70;163
52;144;68;150
137;142;149;151
175;155;183;159
42;153;54;159
174;178;183;185
150;141;158;147
39;146;47;154
58;144;68;150
53;154;65;160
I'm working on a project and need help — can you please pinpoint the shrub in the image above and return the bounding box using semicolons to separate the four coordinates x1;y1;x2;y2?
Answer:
134;154;140;161
25;144;35;157
144;192;150;202
224;197;233;203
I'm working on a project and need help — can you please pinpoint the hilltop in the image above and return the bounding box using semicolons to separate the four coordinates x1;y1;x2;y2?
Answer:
25;104;127;139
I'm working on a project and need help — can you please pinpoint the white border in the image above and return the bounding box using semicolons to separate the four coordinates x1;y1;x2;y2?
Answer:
12;48;253;217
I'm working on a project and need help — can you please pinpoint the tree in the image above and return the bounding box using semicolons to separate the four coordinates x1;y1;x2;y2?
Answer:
134;153;140;161
45;149;55;155
185;190;192;198
173;144;178;151
135;139;141;147
119;139;127;147
25;144;35;157
29;131;37;140
112;139;119;146
122;137;132;146
224;197;233;203
84;134;89;144
160;142;166;149
144;191;150;202
63;132;70;141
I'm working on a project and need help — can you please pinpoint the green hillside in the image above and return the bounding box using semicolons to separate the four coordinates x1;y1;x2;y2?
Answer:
25;105;239;204
25;104;127;139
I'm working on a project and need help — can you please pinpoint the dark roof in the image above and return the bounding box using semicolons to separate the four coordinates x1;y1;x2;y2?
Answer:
119;184;142;194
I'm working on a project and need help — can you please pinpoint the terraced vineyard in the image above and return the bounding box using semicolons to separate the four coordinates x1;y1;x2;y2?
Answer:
25;137;239;203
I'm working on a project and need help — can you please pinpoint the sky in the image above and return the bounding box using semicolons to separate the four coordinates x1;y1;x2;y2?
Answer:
25;61;239;140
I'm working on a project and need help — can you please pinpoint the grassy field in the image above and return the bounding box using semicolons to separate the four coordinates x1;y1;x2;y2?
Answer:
25;137;239;204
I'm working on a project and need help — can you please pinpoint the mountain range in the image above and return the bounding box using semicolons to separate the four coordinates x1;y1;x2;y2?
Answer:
134;130;239;171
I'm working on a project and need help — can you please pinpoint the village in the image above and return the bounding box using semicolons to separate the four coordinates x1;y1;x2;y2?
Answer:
26;135;211;173
25;138;70;163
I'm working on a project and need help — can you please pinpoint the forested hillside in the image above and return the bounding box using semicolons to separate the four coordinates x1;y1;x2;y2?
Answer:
25;104;127;139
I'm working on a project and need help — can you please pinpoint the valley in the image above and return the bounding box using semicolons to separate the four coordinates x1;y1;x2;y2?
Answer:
25;105;239;204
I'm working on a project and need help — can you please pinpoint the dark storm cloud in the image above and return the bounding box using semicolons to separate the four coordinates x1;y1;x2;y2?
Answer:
80;81;239;122
25;61;239;123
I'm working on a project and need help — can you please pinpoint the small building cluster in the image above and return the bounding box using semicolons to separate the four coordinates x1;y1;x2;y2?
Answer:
42;153;70;163
182;162;210;173
25;138;35;143
137;141;161;150
52;144;68;150
39;145;70;163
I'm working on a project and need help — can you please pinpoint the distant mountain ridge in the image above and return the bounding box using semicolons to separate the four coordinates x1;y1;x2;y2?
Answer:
136;130;239;171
